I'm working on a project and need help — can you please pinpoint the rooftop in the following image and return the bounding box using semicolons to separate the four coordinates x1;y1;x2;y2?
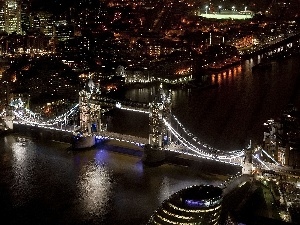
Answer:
181;185;223;201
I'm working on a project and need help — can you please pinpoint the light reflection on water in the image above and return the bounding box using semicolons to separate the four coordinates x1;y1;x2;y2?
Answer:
0;134;235;225
1;55;300;224
124;54;300;150
158;177;172;202
10;138;36;206
77;160;112;220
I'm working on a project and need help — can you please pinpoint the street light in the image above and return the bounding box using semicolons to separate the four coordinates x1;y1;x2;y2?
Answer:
218;5;222;13
232;6;235;11
245;6;247;11
205;5;208;14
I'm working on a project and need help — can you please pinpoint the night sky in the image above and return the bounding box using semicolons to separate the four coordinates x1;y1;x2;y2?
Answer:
31;0;84;14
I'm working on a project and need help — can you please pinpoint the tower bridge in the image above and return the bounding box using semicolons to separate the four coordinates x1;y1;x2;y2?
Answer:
1;79;285;173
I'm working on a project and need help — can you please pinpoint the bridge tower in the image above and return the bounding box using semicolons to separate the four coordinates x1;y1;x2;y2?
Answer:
144;84;171;165
79;79;102;133
73;78;101;149
79;80;92;134
161;85;172;145
2;82;14;130
242;140;254;174
3;105;14;130
149;83;172;147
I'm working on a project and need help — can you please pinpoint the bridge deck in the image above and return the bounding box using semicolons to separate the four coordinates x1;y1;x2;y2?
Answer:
96;131;148;146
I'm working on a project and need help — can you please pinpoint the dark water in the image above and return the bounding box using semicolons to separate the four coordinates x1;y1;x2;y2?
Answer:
0;55;300;224
124;54;300;150
0;135;228;225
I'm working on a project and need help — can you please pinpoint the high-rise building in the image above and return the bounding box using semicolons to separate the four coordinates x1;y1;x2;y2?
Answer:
20;0;31;34
0;4;5;32
263;106;300;168
36;11;53;36
4;0;22;34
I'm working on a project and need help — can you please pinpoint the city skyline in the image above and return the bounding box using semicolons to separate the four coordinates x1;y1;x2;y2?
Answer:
0;0;300;224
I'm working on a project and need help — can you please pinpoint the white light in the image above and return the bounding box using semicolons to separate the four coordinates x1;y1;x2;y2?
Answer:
116;102;121;108
253;154;270;170
261;149;280;165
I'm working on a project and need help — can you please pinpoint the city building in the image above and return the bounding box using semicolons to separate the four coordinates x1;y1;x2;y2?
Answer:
4;0;22;34
35;11;53;36
0;2;5;32
20;0;30;34
148;185;223;225
263;106;300;168
53;20;74;41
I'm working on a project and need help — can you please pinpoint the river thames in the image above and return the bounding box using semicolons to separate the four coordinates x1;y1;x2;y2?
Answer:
123;54;300;150
0;54;300;224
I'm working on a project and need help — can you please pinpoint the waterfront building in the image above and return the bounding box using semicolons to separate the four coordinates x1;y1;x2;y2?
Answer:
148;185;223;225
124;68;150;84
226;34;254;50
263;106;300;168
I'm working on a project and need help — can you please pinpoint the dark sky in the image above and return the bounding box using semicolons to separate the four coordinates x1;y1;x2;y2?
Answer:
31;0;105;14
31;0;77;13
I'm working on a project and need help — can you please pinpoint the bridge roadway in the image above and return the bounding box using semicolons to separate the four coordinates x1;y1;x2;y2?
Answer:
8;103;247;166
5;102;281;170
12;116;245;166
13;118;148;145
163;142;243;166
166;116;245;165
10;113;299;173
95;130;148;146
5;102;296;171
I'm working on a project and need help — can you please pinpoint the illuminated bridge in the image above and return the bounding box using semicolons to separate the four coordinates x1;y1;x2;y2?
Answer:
0;81;282;172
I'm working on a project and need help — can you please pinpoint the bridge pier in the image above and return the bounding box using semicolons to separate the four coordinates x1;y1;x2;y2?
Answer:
142;144;166;166
242;145;254;175
4;105;14;130
72;134;95;149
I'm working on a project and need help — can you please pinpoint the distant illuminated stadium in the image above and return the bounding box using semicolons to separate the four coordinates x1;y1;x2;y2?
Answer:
199;10;254;20
148;185;223;225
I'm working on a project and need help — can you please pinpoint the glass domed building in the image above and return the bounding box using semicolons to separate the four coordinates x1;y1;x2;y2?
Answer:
148;185;223;225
